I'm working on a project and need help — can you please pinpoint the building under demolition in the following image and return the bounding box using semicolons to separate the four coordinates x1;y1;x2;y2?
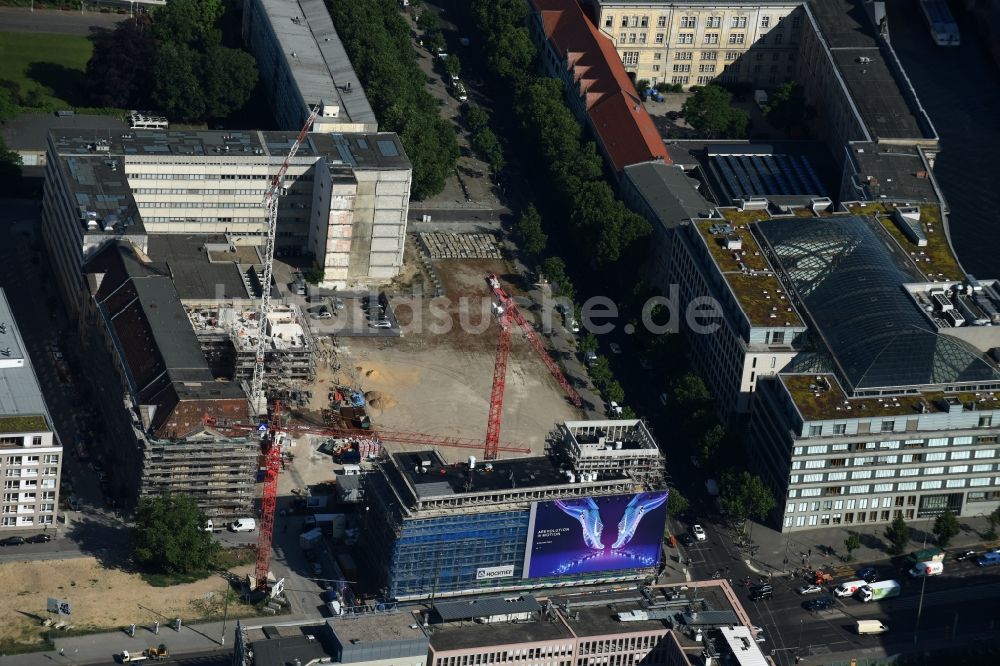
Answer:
82;241;259;517
186;302;315;383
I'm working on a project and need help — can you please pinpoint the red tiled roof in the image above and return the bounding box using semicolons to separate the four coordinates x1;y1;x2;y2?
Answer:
531;0;670;171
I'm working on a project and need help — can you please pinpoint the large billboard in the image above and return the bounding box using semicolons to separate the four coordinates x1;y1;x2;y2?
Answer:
522;491;668;579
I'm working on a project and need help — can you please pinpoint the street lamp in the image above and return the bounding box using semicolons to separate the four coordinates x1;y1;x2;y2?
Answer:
913;574;928;646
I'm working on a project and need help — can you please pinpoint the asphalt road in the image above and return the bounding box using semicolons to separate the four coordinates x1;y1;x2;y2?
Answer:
0;6;125;35
884;0;1000;278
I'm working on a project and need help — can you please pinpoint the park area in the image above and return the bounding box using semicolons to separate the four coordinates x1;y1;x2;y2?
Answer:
0;31;92;109
0;556;255;651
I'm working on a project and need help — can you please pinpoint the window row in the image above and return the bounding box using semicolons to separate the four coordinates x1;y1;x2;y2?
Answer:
788;477;1000;497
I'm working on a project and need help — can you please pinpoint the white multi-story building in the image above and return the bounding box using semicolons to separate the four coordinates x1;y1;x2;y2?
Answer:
242;0;378;133
0;289;61;532
41;128;411;313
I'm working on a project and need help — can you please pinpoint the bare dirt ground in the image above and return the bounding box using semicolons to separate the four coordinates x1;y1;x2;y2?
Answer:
0;558;255;646
326;257;582;462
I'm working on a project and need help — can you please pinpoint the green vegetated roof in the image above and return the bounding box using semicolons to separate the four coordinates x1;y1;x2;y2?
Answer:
0;414;48;435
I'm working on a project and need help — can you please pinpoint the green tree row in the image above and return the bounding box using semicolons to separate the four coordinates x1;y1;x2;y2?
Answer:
328;0;459;200
468;0;651;271
463;104;505;176
85;0;258;123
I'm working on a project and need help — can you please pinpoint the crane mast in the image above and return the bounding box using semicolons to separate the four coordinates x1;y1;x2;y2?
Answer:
249;107;319;417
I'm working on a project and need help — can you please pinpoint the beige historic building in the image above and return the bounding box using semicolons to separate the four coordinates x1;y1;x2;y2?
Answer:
583;0;801;88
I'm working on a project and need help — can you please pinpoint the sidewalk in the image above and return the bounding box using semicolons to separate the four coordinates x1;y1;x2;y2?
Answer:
0;613;312;666
744;514;1000;575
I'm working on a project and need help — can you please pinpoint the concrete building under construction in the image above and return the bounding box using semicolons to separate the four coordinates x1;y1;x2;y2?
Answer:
186;302;315;383
556;419;665;486
81;241;259;517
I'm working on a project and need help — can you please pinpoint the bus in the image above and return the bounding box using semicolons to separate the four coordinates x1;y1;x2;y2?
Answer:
920;0;960;47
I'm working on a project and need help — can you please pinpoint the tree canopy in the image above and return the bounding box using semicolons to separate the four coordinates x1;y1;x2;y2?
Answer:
932;510;960;547
512;205;547;258
720;470;776;525
131;494;219;575
330;0;459;200
0;137;23;196
682;85;749;138
763;82;810;134
84;0;257;123
884;514;910;555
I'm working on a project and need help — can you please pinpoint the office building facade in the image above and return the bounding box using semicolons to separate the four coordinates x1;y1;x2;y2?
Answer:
0;290;62;532
362;425;666;600
584;0;801;88
41;128;411;312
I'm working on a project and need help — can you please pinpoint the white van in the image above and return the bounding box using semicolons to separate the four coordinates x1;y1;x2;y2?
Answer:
204;519;215;532
834;579;867;597
856;620;889;635
229;518;256;533
908;560;943;577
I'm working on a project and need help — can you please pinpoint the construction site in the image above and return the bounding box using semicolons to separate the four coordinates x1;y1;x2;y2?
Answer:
186;302;317;389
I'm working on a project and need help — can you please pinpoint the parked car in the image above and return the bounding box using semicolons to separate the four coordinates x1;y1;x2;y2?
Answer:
609;342;622;354
856;566;878;583
796;584;823;595
679;533;695;547
0;536;25;546
584;350;598;367
953;550;977;562
803;597;835;611
692;524;706;541
370;320;392;329
26;534;51;544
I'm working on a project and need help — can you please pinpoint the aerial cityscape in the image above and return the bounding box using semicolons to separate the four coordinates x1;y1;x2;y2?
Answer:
0;0;998;664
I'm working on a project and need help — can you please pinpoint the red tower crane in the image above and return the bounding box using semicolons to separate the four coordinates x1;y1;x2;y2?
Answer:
484;274;583;461
254;402;284;591
203;414;532;456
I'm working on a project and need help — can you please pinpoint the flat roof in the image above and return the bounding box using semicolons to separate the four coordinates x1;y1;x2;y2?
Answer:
705;148;827;203
1;112;123;151
692;218;805;328
49;129;409;171
251;634;331;666
434;595;542;622
718;626;769;666
429;614;572;652
328;610;426;644
56;156;145;236
146;235;255;301
846;143;939;203
393;451;576;497
779;373;1000;420
563;596;670;636
0;290;54;432
807;0;934;140
253;0;376;129
845;202;963;281
622;162;713;231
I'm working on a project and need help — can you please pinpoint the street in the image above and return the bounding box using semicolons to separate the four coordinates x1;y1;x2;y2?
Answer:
0;6;126;35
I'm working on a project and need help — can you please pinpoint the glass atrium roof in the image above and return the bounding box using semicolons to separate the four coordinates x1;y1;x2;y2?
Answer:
756;216;1000;392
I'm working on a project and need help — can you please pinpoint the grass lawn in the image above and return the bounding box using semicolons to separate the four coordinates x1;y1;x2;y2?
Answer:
0;31;93;108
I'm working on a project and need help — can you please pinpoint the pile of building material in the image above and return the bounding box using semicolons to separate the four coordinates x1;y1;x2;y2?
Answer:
418;232;502;259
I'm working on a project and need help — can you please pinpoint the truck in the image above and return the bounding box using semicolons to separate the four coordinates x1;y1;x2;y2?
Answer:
833;579;867;597
905;547;944;566
857;580;901;602
908;560;943;577
118;646;169;663
856;620;889;635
